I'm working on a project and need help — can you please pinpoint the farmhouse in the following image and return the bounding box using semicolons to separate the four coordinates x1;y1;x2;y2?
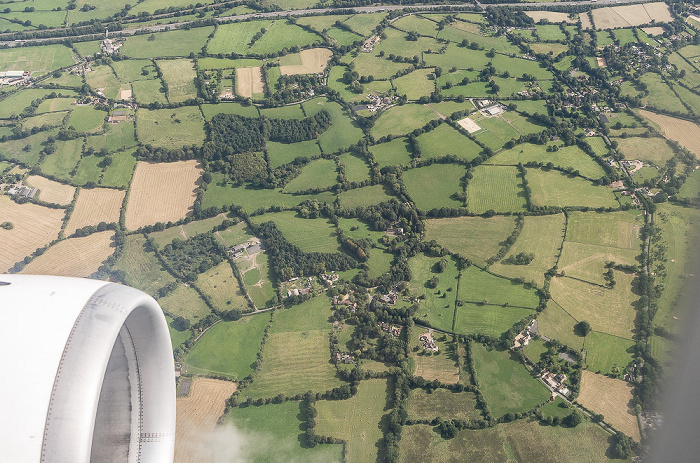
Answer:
379;322;402;337
334;352;355;364
419;332;438;352
10;185;38;199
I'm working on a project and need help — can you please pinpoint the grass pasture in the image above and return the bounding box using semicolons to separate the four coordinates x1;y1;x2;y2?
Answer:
490;213;566;287
250;211;341;254
584;331;635;376
131;79;168;105
566;211;641;249
400;419;617;463
466;165;527;214
20;231;114;278
66;106;106;132
415;123;482;161
615;135;675;165
369;138;413;167
157;59;198;103
411;254;461;332
424;215;516;265
184;314;270;379
558;240;639;286
453;302;535;338
411;331;461;384
472;344;551;418
158;284;211;322
267;139;321;168
638;109;700;158
393;68;435;100
112;234;175;296
487;142;606;179
371;104;438;140
408;388;479;421
85;120;137;153
283;158;338;193
196;261;250;312
0;129;58;166
0;44;74;73
306;99;363;153
121;27;214;58
248;22;322;55
460;265;540;308
244;327;343;399
226;400;343;463
402;164;465;211
550;274;637;340
136;106;206;149
536;300;583;350
339;184;394;208
525;168;618;209
101;149;138;188
578;370;640;440
315;379;390;463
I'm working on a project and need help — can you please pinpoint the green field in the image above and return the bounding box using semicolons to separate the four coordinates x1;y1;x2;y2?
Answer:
85;121;137;153
72;154;103;185
679;169;700;200
39;138;83;179
460;265;540;307
121;26;215;58
525;168;618;209
85;65;122;100
425;215;516;266
203;173;336;211
550;273;636;340
250;210;341;253
131;79;168;105
208;20;274;55
411;254;461;332
156;59;198;103
453;302;535;338
466;165;527;214
566;210;641;249
101;148;137;188
374;28;439;59
184;314;270;379
339;184;394;208
487;142;606;179
584;331;635;375
472;344;550;418
351;52;414;80
111;59;157;82
158;284;211;322
240;251;277;308
0;44;74;72
558;240;639;286
490;213;566;287
196;261;250;312
136;106;205;149
400;419;617;463
415;124;482;161
315;379;390;463
614;136;675;165
226;401;343;463
0;88;58;118
339;153;370;183
283;158;338;192
408;388;480;421
66;106;106;132
35;97;77;114
402;164;466;211
371;104;438;139
201;102;259;119
369;138;413;167
639;72;688;115
393;68;435;100
113;234;176;295
244;297;344;398
21;111;66;131
0;129;57;166
267;139;322;168
303;99;363;153
248;22;322;55
393;14;440;36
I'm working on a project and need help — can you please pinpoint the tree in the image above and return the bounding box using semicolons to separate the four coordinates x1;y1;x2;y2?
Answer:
564;410;583;427
575;320;591;337
172;316;190;331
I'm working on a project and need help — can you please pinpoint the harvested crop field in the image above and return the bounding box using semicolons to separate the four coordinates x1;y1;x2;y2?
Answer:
24;175;75;205
20;231;114;277
592;3;672;29
280;48;332;75
0;196;65;272
235;66;264;98
577;370;640;441
65;187;125;235
642;26;664;36
638;109;700;158
175;378;237;463
124;160;202;230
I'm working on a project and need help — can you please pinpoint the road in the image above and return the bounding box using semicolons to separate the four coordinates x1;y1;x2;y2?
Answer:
0;0;649;47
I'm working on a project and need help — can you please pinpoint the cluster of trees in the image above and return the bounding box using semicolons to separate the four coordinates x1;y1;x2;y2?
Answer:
160;233;226;281
502;251;535;266
270;74;327;104
484;8;535;26
255;221;357;280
